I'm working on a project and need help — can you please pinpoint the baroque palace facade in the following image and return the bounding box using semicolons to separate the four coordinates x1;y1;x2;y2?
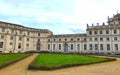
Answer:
0;13;120;54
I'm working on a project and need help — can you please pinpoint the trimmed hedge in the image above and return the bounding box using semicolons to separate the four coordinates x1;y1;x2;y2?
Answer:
0;53;32;69
28;53;116;70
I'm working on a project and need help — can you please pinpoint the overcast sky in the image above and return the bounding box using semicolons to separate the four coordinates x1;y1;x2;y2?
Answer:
0;0;120;34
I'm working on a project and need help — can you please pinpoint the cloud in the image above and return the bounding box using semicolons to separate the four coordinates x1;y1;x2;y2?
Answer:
0;0;120;34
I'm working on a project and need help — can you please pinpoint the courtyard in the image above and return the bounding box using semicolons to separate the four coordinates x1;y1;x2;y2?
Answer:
0;53;119;75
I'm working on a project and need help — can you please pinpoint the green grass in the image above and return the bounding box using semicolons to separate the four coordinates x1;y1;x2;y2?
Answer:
0;53;31;68
29;53;116;70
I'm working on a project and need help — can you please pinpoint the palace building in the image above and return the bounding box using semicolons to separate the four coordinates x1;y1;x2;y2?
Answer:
0;13;120;54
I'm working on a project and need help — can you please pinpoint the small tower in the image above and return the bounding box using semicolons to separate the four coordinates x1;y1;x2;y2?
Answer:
107;13;120;25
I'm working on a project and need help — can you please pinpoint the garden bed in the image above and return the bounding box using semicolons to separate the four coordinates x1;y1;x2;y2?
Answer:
28;53;116;70
0;53;32;69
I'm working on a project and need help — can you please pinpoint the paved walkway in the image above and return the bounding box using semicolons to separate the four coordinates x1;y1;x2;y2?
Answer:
0;54;120;75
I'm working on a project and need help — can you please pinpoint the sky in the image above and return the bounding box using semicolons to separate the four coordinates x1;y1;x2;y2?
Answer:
0;0;120;34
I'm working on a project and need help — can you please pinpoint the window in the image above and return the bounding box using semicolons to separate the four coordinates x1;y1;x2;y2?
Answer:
84;38;86;41
89;38;92;41
89;31;92;35
89;44;92;50
77;44;80;50
53;39;55;41
71;44;73;50
106;30;109;34
11;29;14;33
27;38;29;41
65;38;67;41
114;37;117;41
94;38;98;41
115;44;118;50
27;32;30;35
20;31;22;34
38;33;40;36
18;43;21;49
26;43;29;49
2;28;5;32
100;44;103;50
48;39;50;42
77;38;80;41
107;44;110;50
106;37;109;41
1;35;4;39
48;44;50;50
94;31;97;34
19;37;22;41
59;44;61;50
114;30;117;34
100;30;103;34
9;42;13;49
84;44;87;50
0;42;3;48
100;38;103;41
38;39;40;42
10;36;14;40
71;38;73;41
95;44;98;50
59;39;61;41
53;44;55;50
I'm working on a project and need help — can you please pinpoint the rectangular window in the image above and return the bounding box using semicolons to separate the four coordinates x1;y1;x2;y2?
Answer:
114;30;117;34
9;42;13;49
94;31;97;34
77;38;80;41
26;43;29;49
27;32;30;35
48;44;50;50
89;38;92;41
10;36;14;40
19;37;22;41
71;44;73;50
0;42;3;48
59;44;61;50
100;38;103;41
106;30;109;34
53;44;55;50
2;28;5;32
48;39;50;42
114;37;117;41
20;31;22;34
106;37;109;41
89;31;92;35
95;44;98;50
38;39;40;42
77;44;80;50
100;44;103;50
27;38;29;41
95;38;98;41
89;44;92;50
38;33;40;36
11;29;14;33
100;30;103;34
84;44;87;50
18;43;21;49
53;39;56;41
115;44;118;50
1;35;4;39
107;44;110;50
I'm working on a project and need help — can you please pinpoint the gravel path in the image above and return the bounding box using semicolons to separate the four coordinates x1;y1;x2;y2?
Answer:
0;54;120;75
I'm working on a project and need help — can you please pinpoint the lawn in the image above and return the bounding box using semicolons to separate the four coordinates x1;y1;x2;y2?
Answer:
29;53;116;70
0;53;31;68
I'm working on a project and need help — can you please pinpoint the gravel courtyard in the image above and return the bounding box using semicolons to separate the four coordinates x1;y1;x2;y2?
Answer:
0;54;120;75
